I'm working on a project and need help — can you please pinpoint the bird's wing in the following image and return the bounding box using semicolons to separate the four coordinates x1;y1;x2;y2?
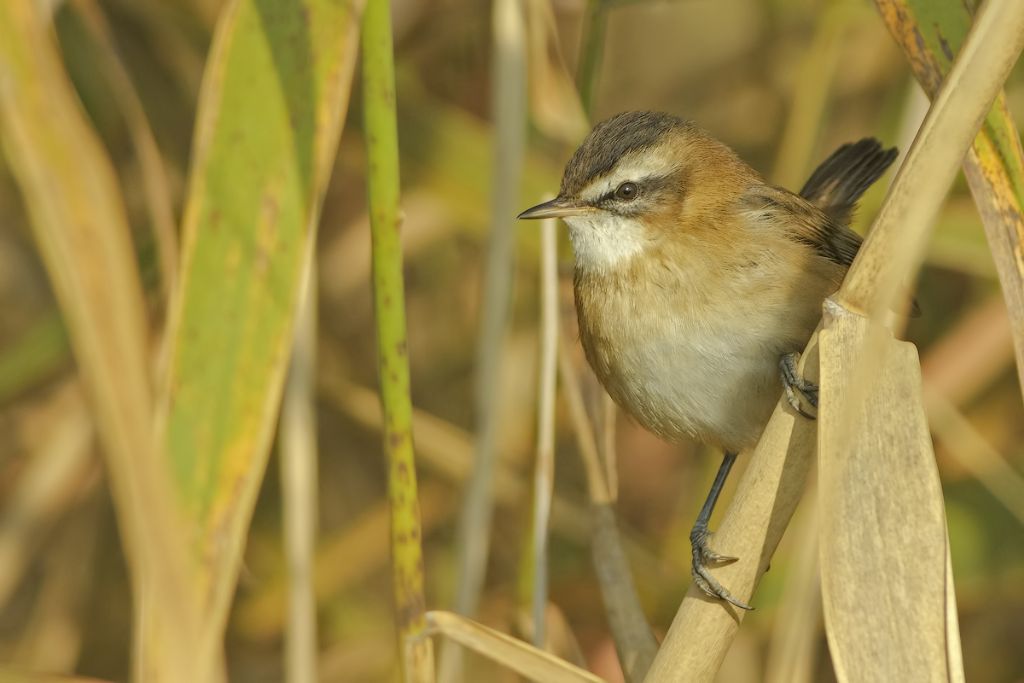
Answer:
799;138;898;225
741;180;922;315
741;184;862;268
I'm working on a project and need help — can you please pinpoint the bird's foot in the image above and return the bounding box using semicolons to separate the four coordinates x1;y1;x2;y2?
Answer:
689;525;752;611
779;352;818;419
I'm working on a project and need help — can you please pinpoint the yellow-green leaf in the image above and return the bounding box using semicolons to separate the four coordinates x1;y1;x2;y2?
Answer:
876;0;1024;394
159;0;363;640
0;4;203;679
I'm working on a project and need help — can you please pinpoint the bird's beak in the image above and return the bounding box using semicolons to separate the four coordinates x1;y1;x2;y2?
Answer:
517;196;588;220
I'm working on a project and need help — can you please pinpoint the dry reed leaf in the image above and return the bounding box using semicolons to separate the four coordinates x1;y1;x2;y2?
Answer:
426;610;605;683
68;0;180;306
875;0;1024;396
515;603;588;668
156;0;363;661
0;3;203;679
817;311;959;681
815;2;1024;680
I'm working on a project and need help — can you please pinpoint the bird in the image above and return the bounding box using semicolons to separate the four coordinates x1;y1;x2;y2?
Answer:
517;111;898;609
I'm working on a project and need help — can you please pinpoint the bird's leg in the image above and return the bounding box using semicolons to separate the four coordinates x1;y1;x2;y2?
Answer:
689;451;753;611
779;351;818;418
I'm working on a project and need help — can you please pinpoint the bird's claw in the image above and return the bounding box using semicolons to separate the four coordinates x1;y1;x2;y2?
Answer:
690;527;752;611
780;352;818;419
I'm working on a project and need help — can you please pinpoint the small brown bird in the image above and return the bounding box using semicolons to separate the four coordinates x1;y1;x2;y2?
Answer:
518;111;897;609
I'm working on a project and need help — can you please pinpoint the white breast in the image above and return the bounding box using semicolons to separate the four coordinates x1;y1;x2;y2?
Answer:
577;255;830;452
607;313;783;452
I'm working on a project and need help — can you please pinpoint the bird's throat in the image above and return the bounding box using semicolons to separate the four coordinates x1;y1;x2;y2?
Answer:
565;213;650;272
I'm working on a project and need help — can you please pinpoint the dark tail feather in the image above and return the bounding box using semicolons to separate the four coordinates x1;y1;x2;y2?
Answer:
800;138;918;316
800;138;898;224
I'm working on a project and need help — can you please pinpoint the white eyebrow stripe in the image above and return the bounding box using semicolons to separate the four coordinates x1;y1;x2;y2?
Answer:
579;154;680;203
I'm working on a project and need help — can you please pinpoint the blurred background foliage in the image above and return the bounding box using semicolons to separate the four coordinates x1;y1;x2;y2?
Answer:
0;0;1022;681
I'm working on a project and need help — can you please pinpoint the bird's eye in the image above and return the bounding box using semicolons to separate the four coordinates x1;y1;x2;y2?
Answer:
614;182;639;201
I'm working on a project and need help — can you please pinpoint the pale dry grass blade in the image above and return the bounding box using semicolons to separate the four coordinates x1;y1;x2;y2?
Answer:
529;215;559;645
0;4;203;679
557;340;610;505
451;0;527;635
426;611;605;683
943;541;964;679
279;264;319;683
600;394;618;501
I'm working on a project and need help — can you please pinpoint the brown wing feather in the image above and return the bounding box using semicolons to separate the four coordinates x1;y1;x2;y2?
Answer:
741;185;861;268
741;138;898;269
741;138;920;314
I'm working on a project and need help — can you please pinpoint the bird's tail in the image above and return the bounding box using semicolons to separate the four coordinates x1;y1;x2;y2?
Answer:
799;138;898;224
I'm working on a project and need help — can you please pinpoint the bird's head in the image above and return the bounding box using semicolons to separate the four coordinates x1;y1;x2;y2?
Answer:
519;111;755;272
